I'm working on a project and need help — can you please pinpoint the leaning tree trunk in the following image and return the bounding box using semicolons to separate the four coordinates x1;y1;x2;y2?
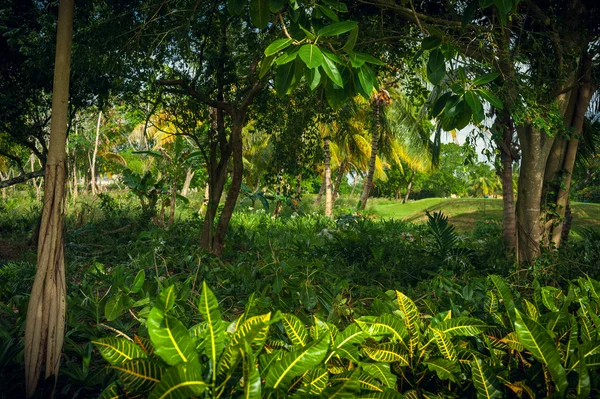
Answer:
24;0;73;396
333;159;346;203
324;138;333;218
90;111;101;196
403;169;415;204
360;104;381;210
180;168;194;196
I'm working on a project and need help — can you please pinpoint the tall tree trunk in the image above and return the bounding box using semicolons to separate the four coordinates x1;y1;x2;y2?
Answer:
90;111;101;196
350;172;358;196
72;157;78;200
24;0;73;396
495;114;517;251
360;104;381;210
213;117;244;255
403;169;415;204
181;168;194;196
550;58;593;246
324;138;333;218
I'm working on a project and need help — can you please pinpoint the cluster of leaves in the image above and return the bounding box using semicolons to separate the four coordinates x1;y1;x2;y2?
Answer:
94;273;600;398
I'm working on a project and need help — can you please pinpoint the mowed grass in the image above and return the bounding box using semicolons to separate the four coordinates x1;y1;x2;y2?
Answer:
367;197;600;235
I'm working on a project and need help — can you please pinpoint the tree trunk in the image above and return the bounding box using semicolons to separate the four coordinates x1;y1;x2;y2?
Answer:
90;111;101;196
560;200;573;246
324;138;333;218
350;172;358;196
24;0;73;396
213;117;244;255
333;159;346;203
516;123;554;264
403;169;415;204
550;58;593;246
200;108;230;251
360;104;381;210
495;113;517;251
72;157;78;200
314;174;325;206
1;172;6;198
200;182;209;216
181;168;194;196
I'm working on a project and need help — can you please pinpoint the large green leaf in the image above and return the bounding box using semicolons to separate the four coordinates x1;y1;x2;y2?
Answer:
249;0;270;29
470;358;503;399
299;45;324;69
431;328;457;361
476;89;503;110
265;39;293;56
282;313;308;346
341;26;358;53
300;366;329;395
113;359;163;394
492;0;512;14
333;323;369;353
358;64;374;97
464;91;484;123
147;312;198;366
265;335;330;390
577;350;591;399
98;382;121;399
318;20;358;37
321;54;343;88
320;374;360;398
148;360;207;399
198;281;225;381
275;62;295;97
472;72;500;86
514;309;568;393
227;0;246;15
93;338;147;366
421;36;441;50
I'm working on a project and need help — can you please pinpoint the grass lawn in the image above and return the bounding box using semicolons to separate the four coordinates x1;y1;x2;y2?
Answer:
367;197;600;235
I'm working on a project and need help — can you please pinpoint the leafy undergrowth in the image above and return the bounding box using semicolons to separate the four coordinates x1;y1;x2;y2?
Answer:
1;194;600;397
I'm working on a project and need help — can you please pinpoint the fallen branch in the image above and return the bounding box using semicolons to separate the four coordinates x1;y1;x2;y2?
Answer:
0;169;45;188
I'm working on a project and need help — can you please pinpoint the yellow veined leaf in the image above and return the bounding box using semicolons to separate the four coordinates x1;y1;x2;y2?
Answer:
430;328;457;362
282;313;308;346
321;373;361;398
300;366;329;395
514;309;568;393
500;332;524;352
362;363;397;389
92;337;147;366
362;342;409;365
331;323;369;355
241;341;261;399
488;275;516;323
395;291;421;360
471;358;503;399
522;299;540;321
424;358;460;382
112;359;163;394
148;359;207;399
434;317;488;337
265;335;330;390
97;381;122;399
541;286;563;312
355;314;409;349
504;380;535;399
328;357;348;374
147;312;198;366
198;281;225;383
134;335;154;356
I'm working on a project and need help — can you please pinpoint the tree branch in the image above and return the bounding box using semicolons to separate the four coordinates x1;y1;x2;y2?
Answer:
156;79;235;113
0;169;44;188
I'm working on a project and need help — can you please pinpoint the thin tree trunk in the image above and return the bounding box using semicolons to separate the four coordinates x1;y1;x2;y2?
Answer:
560;201;573;246
0;172;6;198
403;169;415;204
24;0;73;395
314;174;325;205
496;114;517;251
360;104;381;210
333;159;346;203
200;182;209;216
72;157;78;200
324;138;333;218
181;168;194;196
350;172;358;196
213;118;244;255
90;111;102;196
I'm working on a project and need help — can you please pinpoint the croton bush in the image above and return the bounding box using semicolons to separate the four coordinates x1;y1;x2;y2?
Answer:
93;276;600;398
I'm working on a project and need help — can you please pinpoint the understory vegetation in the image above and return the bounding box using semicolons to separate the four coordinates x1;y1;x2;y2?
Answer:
2;193;600;398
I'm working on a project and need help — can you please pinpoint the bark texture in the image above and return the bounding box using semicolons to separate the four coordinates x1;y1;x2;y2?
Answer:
24;0;73;395
324;138;333;218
